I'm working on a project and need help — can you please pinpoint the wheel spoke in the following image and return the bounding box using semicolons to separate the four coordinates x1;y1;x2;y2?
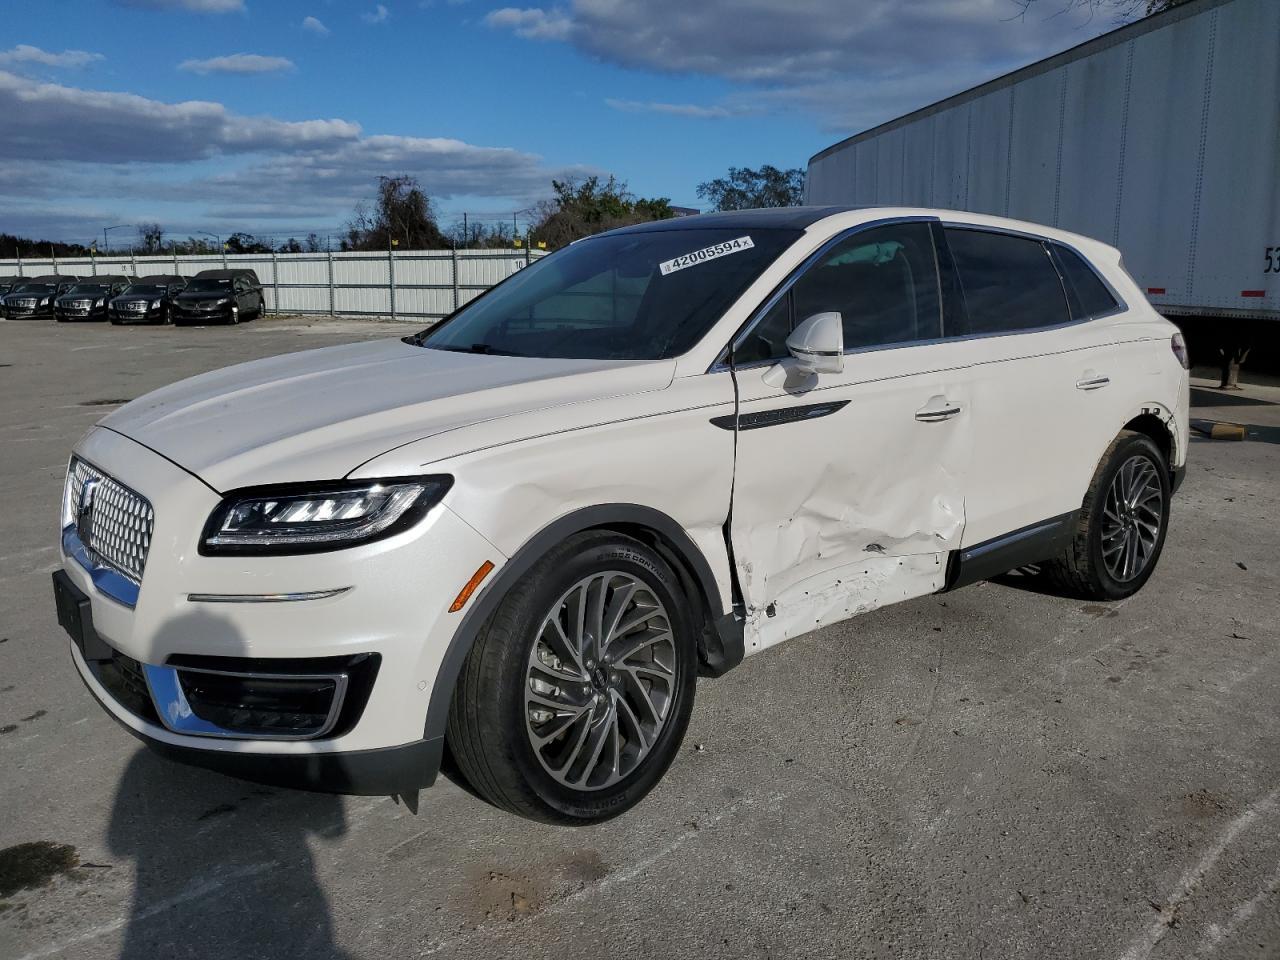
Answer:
525;569;677;791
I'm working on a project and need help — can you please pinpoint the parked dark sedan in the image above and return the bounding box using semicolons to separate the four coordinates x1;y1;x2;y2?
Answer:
109;274;188;325
54;276;130;322
1;275;81;319
171;269;263;325
0;277;22;298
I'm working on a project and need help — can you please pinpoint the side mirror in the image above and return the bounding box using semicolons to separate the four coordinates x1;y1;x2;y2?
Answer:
786;312;844;375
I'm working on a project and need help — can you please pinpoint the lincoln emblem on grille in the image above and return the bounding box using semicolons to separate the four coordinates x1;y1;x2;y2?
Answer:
76;478;99;548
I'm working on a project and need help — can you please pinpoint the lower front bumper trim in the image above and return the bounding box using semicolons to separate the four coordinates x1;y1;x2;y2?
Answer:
128;725;443;796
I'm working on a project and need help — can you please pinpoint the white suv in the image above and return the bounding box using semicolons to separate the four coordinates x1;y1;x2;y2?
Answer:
53;207;1189;824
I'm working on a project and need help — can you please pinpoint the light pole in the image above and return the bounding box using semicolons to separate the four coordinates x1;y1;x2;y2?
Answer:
193;231;221;253
102;224;132;253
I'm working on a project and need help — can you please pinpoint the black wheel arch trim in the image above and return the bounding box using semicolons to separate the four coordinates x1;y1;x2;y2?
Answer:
423;503;743;743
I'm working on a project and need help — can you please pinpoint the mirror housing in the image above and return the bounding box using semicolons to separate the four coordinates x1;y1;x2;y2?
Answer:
786;312;844;375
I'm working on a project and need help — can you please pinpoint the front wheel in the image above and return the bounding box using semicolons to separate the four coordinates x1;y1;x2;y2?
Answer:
1043;431;1171;600
446;531;697;824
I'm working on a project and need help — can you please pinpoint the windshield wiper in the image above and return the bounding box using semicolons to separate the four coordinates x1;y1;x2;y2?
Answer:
431;343;525;357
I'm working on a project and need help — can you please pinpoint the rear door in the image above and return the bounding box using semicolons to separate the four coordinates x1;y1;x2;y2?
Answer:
938;227;1124;548
726;220;974;653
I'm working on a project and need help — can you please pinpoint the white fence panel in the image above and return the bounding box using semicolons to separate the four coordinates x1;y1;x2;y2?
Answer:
0;248;546;321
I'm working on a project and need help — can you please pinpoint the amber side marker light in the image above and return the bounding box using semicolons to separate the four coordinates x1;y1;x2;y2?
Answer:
450;561;495;613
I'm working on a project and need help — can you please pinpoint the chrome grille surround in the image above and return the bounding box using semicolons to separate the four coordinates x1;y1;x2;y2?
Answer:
63;457;154;585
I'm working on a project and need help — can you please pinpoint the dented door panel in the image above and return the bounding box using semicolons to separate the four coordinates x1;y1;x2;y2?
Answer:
729;344;973;654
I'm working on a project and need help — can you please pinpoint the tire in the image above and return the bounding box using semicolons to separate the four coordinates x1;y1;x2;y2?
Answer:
1042;430;1171;600
446;531;698;824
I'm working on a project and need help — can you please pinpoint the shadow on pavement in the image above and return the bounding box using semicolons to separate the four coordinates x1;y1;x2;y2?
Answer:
105;606;355;960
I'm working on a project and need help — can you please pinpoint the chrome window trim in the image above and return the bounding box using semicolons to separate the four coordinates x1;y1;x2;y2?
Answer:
142;662;349;741
940;221;1129;323
712;216;1132;373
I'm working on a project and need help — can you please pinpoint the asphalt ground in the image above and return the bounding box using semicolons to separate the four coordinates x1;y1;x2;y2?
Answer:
1;315;1278;960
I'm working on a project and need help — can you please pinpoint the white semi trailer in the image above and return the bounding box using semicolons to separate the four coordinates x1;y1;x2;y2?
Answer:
806;0;1278;372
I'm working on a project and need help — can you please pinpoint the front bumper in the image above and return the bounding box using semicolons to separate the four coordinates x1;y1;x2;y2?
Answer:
55;306;108;322
173;304;235;324
111;305;163;324
56;427;505;794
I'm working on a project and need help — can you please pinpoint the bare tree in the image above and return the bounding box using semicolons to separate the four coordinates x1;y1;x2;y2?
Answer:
344;175;447;250
137;222;164;254
1012;0;1188;23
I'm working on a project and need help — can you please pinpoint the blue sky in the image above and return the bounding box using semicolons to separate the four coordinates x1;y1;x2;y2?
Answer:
1;0;1116;246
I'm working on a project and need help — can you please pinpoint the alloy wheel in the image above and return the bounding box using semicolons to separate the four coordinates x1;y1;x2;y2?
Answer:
1100;454;1164;582
524;571;677;791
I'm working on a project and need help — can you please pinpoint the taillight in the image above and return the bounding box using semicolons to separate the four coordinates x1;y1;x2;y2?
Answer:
1171;331;1190;370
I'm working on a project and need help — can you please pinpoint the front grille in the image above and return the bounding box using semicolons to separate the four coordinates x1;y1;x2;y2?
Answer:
64;458;155;584
72;300;92;309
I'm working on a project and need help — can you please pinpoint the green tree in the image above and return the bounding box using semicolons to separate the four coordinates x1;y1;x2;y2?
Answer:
529;176;673;249
696;165;805;211
345;175;447;251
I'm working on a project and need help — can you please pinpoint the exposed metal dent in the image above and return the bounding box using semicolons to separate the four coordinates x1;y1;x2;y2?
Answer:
745;553;946;652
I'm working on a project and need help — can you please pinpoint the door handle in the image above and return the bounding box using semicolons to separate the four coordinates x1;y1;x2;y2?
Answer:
1076;374;1111;391
915;401;962;422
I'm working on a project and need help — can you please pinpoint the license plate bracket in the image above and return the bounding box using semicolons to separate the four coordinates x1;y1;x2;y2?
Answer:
52;570;113;662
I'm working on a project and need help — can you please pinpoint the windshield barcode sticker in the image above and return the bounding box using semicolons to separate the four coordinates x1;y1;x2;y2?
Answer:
659;236;754;276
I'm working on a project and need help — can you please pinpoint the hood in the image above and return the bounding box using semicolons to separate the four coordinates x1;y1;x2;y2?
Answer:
99;338;675;491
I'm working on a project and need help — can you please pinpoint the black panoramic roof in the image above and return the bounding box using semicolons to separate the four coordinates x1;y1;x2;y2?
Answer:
191;268;257;279
133;274;186;284
71;275;129;284
25;274;81;282
608;206;860;236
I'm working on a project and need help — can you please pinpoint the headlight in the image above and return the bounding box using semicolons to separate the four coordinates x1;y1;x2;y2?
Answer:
151;299;162;309
95;298;105;307
218;297;232;306
200;476;452;555
40;297;50;306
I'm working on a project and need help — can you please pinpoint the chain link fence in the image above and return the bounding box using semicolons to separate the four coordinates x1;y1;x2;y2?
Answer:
0;247;547;322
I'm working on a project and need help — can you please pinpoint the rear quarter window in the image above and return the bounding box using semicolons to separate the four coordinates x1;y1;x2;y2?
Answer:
1053;244;1120;320
944;228;1070;336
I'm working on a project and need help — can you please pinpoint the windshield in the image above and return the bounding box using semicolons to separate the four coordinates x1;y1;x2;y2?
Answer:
186;278;233;293
124;284;164;296
67;284;111;295
13;284;54;295
416;228;800;360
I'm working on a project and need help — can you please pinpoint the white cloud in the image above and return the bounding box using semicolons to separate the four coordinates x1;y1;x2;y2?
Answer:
0;45;104;70
362;4;390;23
178;54;296;75
302;15;330;35
0;69;588;237
118;0;245;11
604;98;738;120
487;0;1113;129
484;7;572;40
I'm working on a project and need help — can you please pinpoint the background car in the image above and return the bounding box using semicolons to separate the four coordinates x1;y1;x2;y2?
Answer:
54;276;131;322
1;275;81;319
0;277;22;298
171;269;264;325
109;274;188;325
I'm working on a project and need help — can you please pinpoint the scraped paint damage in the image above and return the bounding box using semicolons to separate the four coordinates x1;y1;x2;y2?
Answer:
733;457;963;654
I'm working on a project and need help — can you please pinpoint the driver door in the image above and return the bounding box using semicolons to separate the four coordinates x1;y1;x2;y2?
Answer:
726;221;974;653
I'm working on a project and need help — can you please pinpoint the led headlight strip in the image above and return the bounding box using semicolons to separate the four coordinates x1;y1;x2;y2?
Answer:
200;476;453;555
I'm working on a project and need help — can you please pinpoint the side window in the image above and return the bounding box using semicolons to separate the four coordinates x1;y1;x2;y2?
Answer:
733;291;792;365
944;228;1070;336
791;222;941;351
1053;244;1120;320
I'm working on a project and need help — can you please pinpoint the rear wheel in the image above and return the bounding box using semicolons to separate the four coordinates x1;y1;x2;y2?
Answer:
446;531;697;824
1042;431;1170;600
